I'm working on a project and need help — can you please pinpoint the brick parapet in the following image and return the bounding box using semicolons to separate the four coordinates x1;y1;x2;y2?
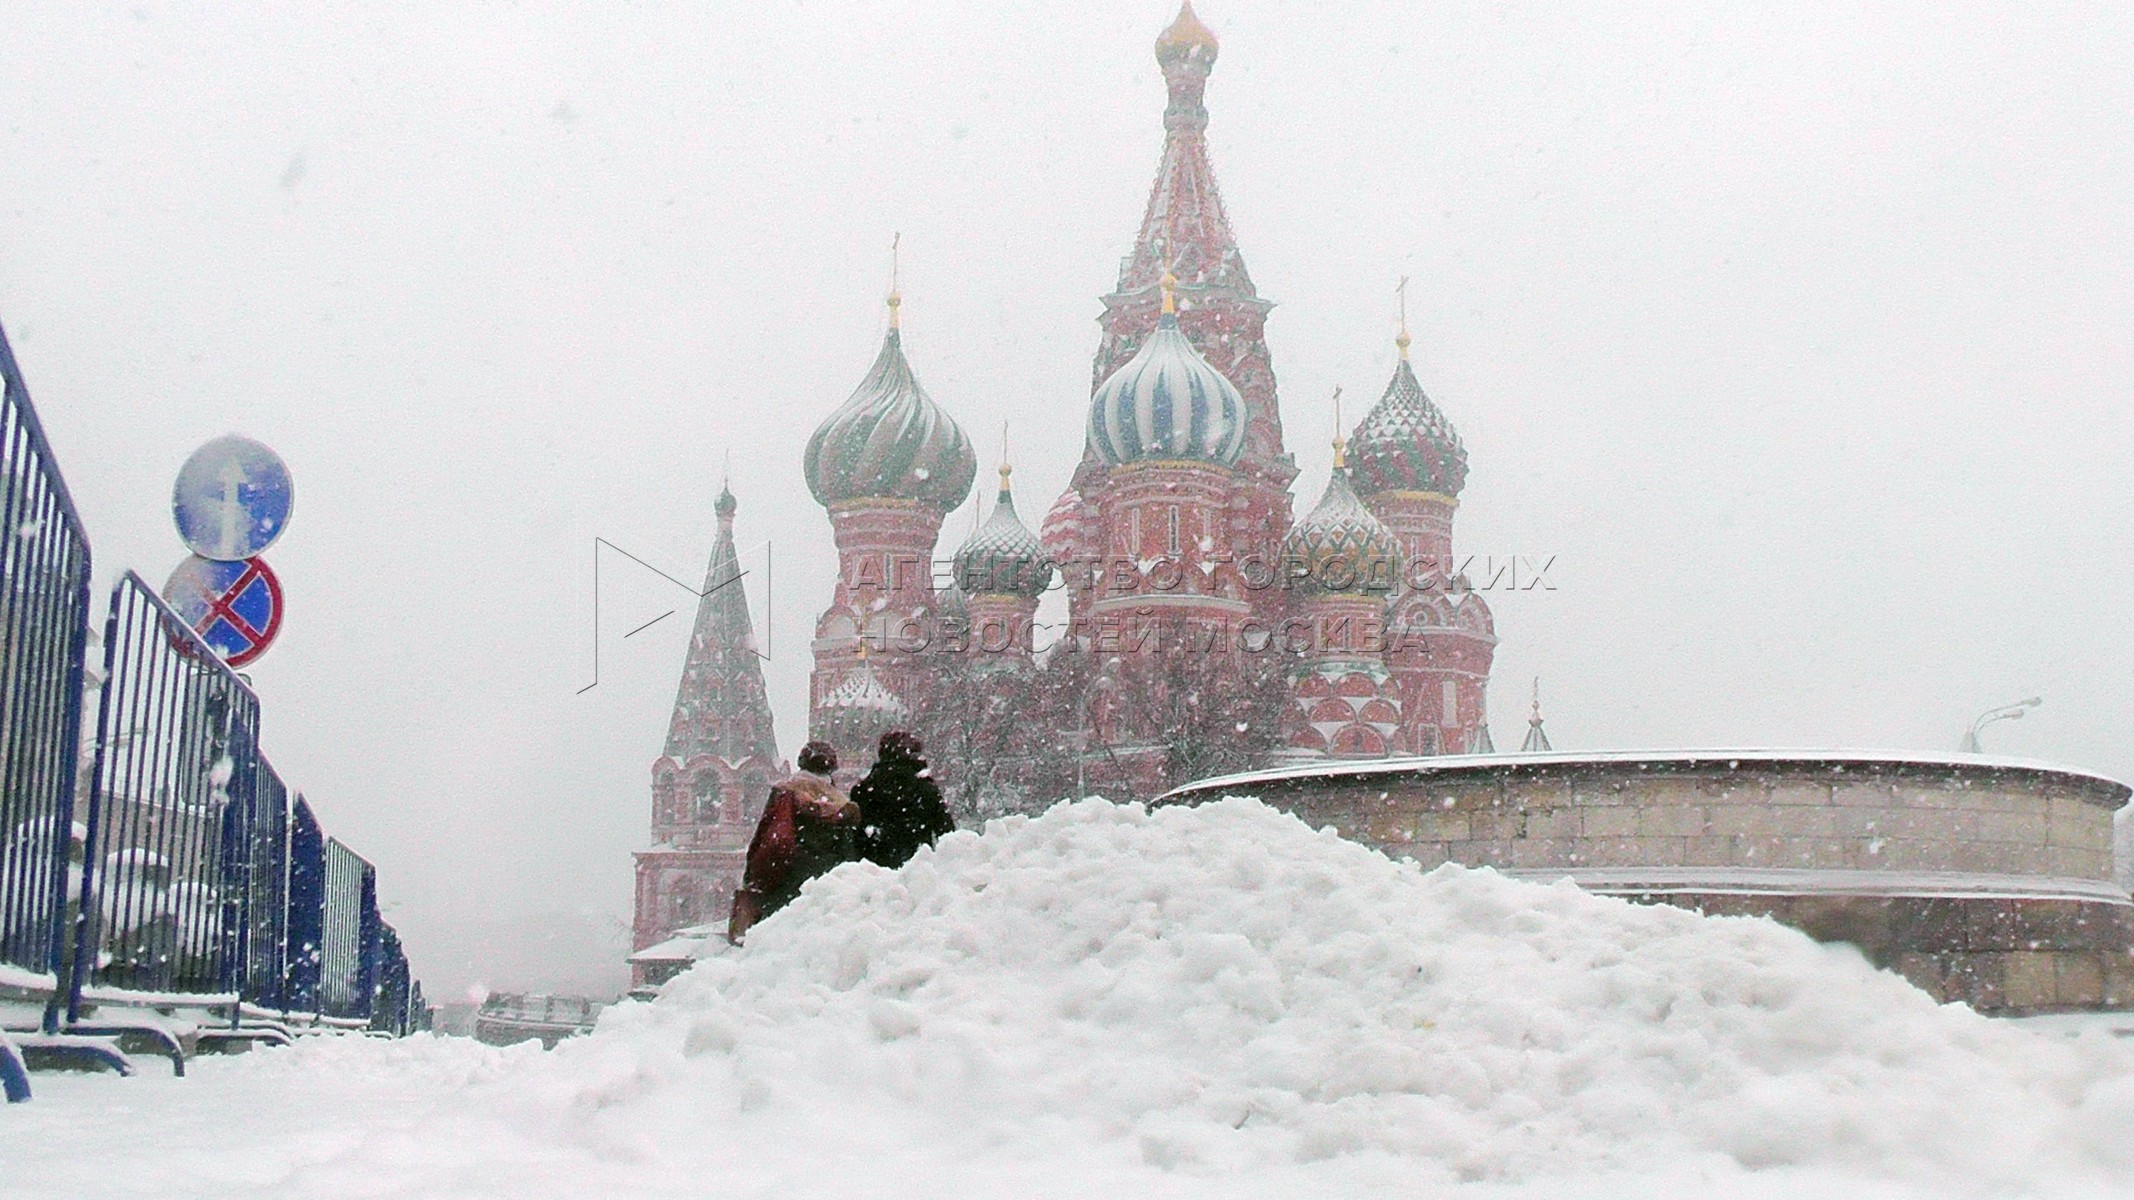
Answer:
1164;753;2134;1012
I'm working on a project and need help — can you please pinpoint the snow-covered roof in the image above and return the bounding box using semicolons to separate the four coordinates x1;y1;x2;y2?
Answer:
1163;748;2132;806
627;922;725;964
1503;866;2130;906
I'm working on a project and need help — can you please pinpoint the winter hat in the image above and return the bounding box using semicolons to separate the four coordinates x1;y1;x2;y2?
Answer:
797;741;838;775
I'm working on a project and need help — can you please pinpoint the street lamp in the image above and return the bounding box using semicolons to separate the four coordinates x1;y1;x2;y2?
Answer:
1076;657;1121;800
1960;696;2041;754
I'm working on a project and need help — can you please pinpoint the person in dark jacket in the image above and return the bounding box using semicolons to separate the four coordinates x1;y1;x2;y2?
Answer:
729;741;860;944
852;730;956;869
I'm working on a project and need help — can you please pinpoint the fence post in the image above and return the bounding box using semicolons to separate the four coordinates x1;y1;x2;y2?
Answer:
60;596;123;1028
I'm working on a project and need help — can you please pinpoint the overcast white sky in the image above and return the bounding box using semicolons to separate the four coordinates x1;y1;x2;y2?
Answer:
3;2;2129;998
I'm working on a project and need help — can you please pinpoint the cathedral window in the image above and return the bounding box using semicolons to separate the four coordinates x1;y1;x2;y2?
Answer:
1442;679;1459;727
693;773;720;822
1166;506;1181;556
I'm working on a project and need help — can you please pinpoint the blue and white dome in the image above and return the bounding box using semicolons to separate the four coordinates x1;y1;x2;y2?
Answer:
1086;285;1247;469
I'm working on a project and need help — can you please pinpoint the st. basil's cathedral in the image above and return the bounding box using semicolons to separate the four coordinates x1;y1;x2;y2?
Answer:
632;3;1497;975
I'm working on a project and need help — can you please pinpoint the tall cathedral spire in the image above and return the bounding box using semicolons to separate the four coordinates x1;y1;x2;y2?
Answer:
1117;1;1253;302
664;481;779;765
1082;1;1293;582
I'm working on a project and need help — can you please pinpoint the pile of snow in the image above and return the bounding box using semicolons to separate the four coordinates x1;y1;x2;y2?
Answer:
10;797;2134;1198
584;797;2134;1190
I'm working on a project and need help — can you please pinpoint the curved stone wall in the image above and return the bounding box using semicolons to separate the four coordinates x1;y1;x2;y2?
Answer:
1163;751;2134;1013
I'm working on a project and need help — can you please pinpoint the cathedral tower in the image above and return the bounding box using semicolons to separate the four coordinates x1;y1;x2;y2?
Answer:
631;482;784;977
803;290;976;775
1054;1;1298;637
1350;319;1497;754
1280;417;1406;758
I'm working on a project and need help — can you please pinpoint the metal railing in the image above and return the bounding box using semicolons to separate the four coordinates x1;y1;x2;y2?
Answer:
320;837;377;1020
0;314;429;1099
240;755;291;1010
0;320;93;998
68;571;262;1017
283;796;325;1013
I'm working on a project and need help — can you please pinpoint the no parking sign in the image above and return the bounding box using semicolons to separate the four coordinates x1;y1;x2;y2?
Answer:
163;555;285;668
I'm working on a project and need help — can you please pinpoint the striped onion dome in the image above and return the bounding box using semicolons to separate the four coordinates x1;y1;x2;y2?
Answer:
1087;305;1247;469
953;465;1054;599
1348;344;1468;499
804;319;977;513
1040;485;1097;566
1282;454;1402;596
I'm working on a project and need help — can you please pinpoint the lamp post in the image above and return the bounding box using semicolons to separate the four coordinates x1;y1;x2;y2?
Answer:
1960;696;2041;754
1076;657;1120;800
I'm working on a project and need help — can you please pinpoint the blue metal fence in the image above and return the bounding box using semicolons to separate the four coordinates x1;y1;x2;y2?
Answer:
320;837;375;1020
68;571;263;1017
240;754;291;1011
373;924;409;1035
0;320;94;1002
0;313;429;1100
283;796;325;1014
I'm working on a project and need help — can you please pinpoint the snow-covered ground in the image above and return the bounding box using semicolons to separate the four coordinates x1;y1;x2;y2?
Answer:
8;797;2134;1200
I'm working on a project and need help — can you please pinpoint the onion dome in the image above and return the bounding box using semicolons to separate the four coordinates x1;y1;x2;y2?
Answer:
1087;273;1247;468
813;657;909;748
1348;329;1468;499
804;298;977;513
934;580;968;618
1155;1;1219;63
953;464;1054;599
1040;486;1097;566
1282;440;1402;596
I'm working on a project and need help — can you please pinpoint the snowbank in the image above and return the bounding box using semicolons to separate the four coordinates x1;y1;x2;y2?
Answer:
8;797;2134;1199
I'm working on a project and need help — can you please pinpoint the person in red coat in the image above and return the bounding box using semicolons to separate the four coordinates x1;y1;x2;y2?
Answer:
728;741;861;944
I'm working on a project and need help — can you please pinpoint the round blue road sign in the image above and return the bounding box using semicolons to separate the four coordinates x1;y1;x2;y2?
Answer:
173;435;294;561
163;554;285;667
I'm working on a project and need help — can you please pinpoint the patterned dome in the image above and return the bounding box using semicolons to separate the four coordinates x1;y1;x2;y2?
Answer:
1282;455;1402;596
1040;485;1097;566
953;465;1054;600
804;319;977;513
1347;347;1468;499
1087;283;1247;468
813;659;909;748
